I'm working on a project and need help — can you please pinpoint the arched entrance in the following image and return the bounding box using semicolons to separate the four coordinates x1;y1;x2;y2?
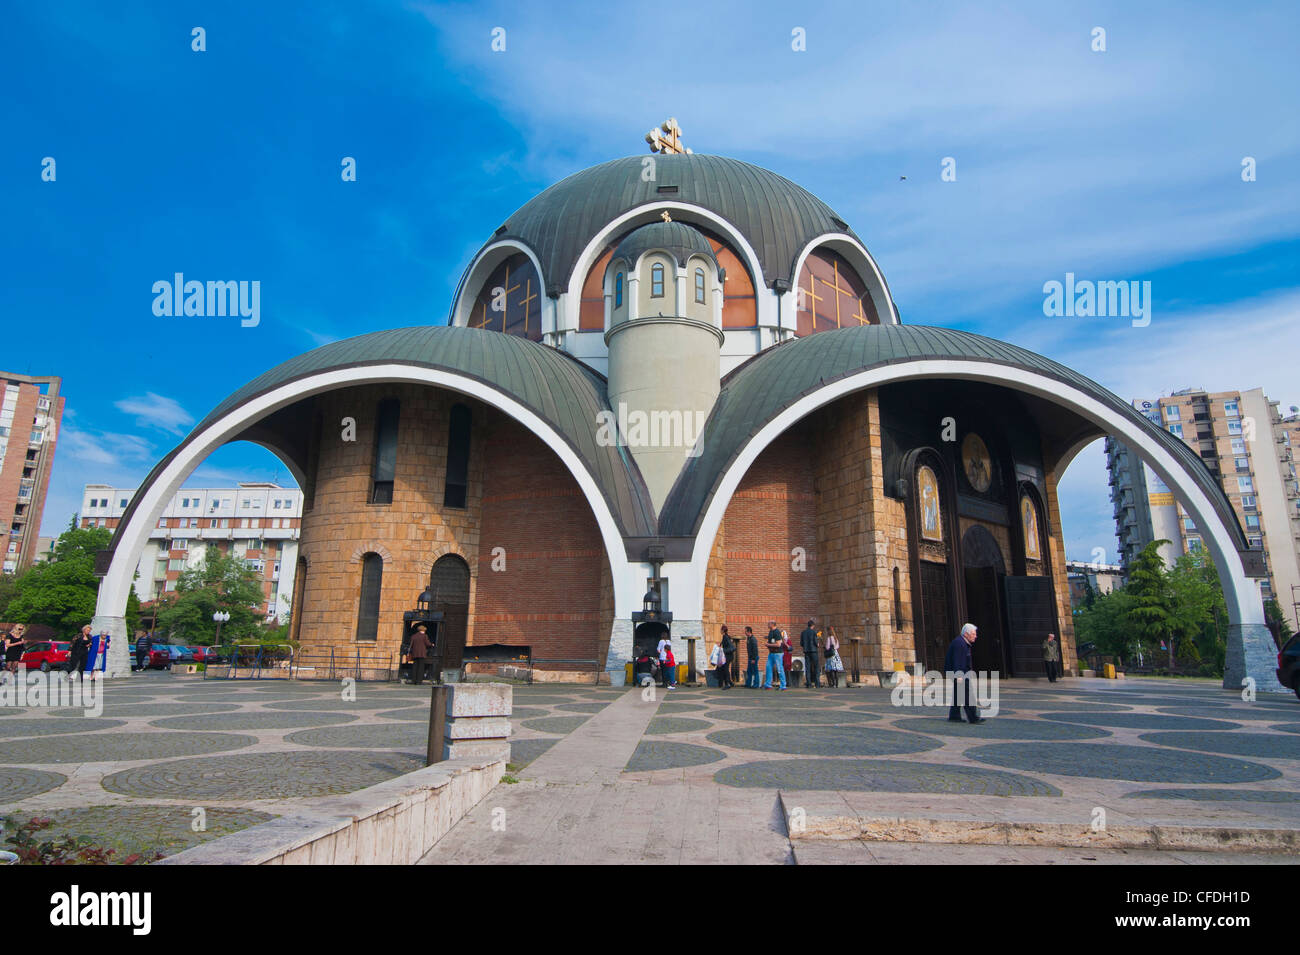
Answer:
961;525;1008;676
429;555;471;670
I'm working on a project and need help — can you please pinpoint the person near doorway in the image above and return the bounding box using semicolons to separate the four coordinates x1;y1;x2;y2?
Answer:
1042;632;1060;683
135;631;153;672
800;619;821;689
824;626;843;688
711;630;730;689
657;635;677;689
718;625;735;689
67;625;92;681
408;624;432;685
944;623;985;724
763;620;786;690
744;626;760;688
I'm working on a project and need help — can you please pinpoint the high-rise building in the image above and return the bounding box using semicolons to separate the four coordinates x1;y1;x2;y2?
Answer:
0;373;64;575
80;482;301;622
1106;387;1300;628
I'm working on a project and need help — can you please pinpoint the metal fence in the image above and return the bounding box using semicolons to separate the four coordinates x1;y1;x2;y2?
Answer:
202;644;294;681
291;647;395;683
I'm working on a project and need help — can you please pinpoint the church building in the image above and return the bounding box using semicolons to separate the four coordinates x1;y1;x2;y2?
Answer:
92;122;1277;690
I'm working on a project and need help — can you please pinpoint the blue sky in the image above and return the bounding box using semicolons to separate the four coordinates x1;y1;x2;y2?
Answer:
4;0;1298;563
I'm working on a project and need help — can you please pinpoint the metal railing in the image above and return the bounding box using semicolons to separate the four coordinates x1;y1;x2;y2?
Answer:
291;647;395;682
202;644;294;680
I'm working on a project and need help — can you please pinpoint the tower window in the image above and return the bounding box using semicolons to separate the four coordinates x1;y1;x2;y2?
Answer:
695;268;706;304
370;398;400;504
615;273;624;308
651;263;665;298
444;403;472;509
355;553;383;642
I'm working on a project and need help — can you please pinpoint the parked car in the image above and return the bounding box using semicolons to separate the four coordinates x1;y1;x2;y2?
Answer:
156;644;195;664
1277;633;1300;700
190;646;225;664
128;642;172;670
21;641;70;672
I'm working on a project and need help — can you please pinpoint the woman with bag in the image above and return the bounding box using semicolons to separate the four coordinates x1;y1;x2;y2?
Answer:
824;625;844;688
711;628;730;689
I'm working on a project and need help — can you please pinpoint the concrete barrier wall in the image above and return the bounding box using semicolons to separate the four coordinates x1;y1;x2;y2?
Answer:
156;755;505;865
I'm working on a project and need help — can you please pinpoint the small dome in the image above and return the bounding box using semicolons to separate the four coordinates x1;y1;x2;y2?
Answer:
612;221;718;270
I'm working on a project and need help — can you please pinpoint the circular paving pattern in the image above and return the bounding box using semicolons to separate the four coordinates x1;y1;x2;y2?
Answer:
375;706;434;722
78;703;244;717
705;707;879;725
0;708;26;716
285;723;426;749
148;711;359;731
22;805;278;859
0;717;127;738
1156;706;1289;721
520;716;589;735
714;758;1061;795
1272;723;1300;735
1003;701;1133;712
707;725;940;757
655;702;709;713
264;699;383;711
1039;712;1240;731
709;694;848;708
555;702;611;713
101;749;425;799
965;742;1280;783
625;741;726;772
510;695;580;706
1139;731;1300;760
509;738;558;767
902;717;1111;741
1088;696;1232;709
4;730;257;765
645;717;714;735
1122;788;1300;803
0;766;67;801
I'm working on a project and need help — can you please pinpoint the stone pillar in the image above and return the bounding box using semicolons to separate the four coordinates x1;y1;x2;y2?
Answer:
91;614;131;678
605;619;633;686
674;618;704;679
443;683;511;761
1224;623;1285;694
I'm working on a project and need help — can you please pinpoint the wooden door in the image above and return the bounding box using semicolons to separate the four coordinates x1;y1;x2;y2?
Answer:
917;560;952;671
964;566;1008;675
1003;576;1055;677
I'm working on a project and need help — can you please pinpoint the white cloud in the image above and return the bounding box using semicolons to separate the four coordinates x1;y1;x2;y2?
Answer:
114;393;195;436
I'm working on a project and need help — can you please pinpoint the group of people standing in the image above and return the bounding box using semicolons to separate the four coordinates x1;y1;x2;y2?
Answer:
0;623;106;683
708;620;844;691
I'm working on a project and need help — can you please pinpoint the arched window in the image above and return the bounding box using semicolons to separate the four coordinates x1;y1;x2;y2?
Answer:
444;404;472;509
694;268;706;304
651;263;665;298
370;398;400;504
615;272;624;308
356;553;383;642
795;247;877;335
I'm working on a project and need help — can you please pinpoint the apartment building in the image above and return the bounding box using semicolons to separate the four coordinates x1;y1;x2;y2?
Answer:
81;482;301;621
1106;387;1300;628
0;373;64;575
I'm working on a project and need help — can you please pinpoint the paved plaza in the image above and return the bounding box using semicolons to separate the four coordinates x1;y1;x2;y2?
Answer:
1;672;1298;863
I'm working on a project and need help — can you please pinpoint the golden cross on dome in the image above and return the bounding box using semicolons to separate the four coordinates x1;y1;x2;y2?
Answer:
661;210;673;223
646;117;692;155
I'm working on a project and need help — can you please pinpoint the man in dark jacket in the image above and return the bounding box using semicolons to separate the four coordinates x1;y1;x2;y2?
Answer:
135;632;154;672
408;624;432;685
943;623;984;723
799;619;821;688
67;625;92;681
744;626;759;688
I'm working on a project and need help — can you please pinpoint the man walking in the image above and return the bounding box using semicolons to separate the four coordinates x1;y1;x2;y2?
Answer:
408;624;432;685
799;619;821;689
135;631;154;672
763;620;786;690
744;626;760;688
944;623;985;724
1042;632;1060;683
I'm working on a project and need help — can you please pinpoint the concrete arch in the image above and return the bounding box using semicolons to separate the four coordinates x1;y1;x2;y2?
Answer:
417;546;478;579
93;364;635;676
449;239;549;331
788;233;900;326
682;359;1273;690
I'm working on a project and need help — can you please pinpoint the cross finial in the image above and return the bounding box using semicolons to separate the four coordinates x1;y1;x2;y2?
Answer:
660;210;672;223
646;117;692;155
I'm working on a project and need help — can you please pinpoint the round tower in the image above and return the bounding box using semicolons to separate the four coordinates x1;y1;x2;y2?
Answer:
603;220;724;513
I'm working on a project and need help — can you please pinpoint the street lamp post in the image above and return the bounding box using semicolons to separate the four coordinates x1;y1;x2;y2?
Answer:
212;610;230;646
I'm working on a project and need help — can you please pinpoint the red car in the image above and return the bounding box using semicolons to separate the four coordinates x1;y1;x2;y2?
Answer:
190;646;224;664
21;641;70;672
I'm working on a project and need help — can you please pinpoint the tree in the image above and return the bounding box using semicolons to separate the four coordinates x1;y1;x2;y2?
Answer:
1074;586;1140;662
154;545;265;643
1265;599;1296;648
1126;540;1177;668
5;522;112;632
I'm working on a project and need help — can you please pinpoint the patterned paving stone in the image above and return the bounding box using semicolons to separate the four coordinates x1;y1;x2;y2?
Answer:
1139;731;1300;760
705;707;879;724
4;731;257;765
965;742;1281;783
520;716;589;734
1122;788;1300;803
709;694;850;708
555;701;611;713
626;741;726;772
57;703;244;718
10;805;278;859
714;758;1061;796
1086;696;1232;709
264;699;388;711
285;723;427;749
902;717;1111;741
148;711;359;731
645;717;714;735
510;696;582;707
376;706;434;722
707;725;941;756
101;750;425;799
0;717;127;738
509;738;558;768
0;766;67;801
655;702;709;713
1001;701;1133;712
1272;723;1300;735
1156;706;1291;721
1039;712;1240;731
0;708;26;716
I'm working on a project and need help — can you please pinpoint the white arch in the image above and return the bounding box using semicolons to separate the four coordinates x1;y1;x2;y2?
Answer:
788;233;899;326
450;239;549;332
564;202;772;332
94;364;636;676
685;360;1262;635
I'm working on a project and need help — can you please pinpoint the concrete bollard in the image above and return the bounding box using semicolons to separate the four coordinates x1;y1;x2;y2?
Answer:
441;682;511;762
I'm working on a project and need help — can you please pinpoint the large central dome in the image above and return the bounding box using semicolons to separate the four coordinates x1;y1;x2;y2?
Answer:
487;154;861;290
